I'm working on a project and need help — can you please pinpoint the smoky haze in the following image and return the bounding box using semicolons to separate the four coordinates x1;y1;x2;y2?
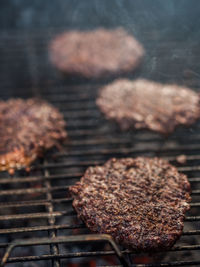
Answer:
0;0;199;39
0;0;200;92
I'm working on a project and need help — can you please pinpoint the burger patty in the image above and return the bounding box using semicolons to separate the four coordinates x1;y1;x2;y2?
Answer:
96;79;200;134
49;28;144;79
69;157;191;251
0;98;67;173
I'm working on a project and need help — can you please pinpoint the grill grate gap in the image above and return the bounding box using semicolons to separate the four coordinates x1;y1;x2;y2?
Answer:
0;31;199;266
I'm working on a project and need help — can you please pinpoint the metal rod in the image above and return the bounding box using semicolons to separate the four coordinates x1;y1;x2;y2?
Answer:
1;234;130;267
43;159;60;267
0;34;200;267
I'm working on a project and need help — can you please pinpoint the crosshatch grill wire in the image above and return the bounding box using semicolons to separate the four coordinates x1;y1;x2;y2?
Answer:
0;31;199;266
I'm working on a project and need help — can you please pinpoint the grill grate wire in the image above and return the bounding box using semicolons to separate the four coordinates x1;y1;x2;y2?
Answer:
0;31;199;266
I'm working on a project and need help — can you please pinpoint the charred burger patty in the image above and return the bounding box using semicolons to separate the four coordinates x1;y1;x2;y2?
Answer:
97;79;200;134
49;28;144;79
70;157;191;251
0;98;67;173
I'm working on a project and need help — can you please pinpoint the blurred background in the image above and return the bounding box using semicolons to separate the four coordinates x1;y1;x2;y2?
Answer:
0;1;200;266
0;0;199;37
0;0;200;95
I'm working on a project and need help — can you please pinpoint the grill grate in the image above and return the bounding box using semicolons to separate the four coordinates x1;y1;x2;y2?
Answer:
0;31;200;266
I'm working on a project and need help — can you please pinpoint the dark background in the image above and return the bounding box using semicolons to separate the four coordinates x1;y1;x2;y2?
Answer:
0;0;200;96
0;0;200;40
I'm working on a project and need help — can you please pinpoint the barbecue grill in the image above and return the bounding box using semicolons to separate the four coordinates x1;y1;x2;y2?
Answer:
0;1;200;266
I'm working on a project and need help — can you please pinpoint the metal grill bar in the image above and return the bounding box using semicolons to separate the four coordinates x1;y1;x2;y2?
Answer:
0;211;72;221
132;261;200;267
29;161;200;174
50;145;200;159
0;184;199;199
63;137;200;145
2;247;200;265
1;235;130;267
65;128;200;138
1;238;200;251
0;223;85;234
0;198;71;208
34;160;200;171
0;213;199;222
0;186;69;196
43;160;60;267
0;198;199;210
0;225;199;236
0;173;82;184
3;254;200;266
0;173;200;186
99;262;200;267
0;32;200;267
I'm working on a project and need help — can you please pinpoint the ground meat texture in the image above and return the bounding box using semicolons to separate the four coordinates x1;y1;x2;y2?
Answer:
96;79;200;134
49;28;144;79
69;157;191;251
0;98;67;173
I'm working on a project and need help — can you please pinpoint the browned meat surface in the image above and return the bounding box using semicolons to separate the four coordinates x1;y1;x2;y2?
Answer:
0;98;67;173
49;28;144;78
70;157;191;251
97;79;200;134
176;155;187;164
